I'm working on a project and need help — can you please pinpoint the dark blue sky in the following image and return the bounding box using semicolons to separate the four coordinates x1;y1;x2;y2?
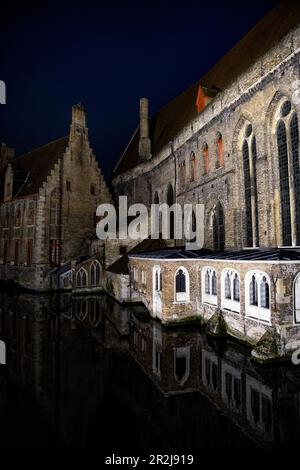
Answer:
0;0;280;179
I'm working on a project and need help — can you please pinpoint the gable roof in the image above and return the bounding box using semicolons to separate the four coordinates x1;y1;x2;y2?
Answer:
0;136;69;201
113;0;300;178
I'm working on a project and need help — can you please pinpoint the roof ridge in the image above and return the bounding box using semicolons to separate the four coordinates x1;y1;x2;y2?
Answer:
15;135;69;160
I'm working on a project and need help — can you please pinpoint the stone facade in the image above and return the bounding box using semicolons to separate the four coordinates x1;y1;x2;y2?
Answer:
0;104;110;290
112;23;300;251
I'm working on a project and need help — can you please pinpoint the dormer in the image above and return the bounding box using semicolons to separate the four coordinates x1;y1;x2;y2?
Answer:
195;84;219;114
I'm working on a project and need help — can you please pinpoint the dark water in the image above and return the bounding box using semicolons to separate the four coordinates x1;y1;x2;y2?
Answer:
0;292;299;452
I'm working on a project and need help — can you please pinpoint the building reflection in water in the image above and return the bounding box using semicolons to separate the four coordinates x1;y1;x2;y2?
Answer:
0;292;300;450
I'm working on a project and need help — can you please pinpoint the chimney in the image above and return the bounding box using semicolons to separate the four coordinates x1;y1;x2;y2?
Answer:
138;98;151;160
0;143;14;173
72;103;86;128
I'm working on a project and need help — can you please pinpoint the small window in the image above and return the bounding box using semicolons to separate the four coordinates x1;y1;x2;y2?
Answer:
246;271;271;322
6;183;11;197
66;180;71;191
141;270;147;286
250;275;258;306
202;267;217;306
91;184;95;196
176;269;186;293
203;144;209;175
216;133;224;168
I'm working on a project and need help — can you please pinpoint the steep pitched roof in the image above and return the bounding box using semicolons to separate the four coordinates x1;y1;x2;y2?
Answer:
0;136;69;201
113;0;300;178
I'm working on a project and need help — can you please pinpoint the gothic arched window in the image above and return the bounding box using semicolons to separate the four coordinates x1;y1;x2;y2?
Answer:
203;144;209;175
190;152;196;182
91;260;101;286
245;271;271;323
277;101;300;246
213;203;225;251
221;269;240;313
216;133;223;168
175;267;189;303
242;124;259;247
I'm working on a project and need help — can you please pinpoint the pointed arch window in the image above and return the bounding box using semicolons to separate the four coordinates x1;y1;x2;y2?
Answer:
277;101;300;246
76;268;88;288
190;152;196;182
179;160;186;187
175;267;190;303
153;265;162;292
246;271;270;323
203;144;209;175
176;269;186;293
91;260;101;286
202;267;217;305
216;133;224;168
205;269;210;294
221;269;240;313
242;124;259;247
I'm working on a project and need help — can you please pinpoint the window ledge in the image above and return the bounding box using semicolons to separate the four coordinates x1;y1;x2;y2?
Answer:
245;315;271;325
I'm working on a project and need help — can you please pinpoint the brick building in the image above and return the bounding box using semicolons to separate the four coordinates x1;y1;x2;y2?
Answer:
0;104;110;290
109;1;300;359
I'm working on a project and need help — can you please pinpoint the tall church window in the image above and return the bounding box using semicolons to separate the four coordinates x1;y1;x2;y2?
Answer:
277;101;300;246
190;152;196;182
242;124;259;247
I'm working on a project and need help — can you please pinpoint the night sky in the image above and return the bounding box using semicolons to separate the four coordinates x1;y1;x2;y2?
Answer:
0;0;280;180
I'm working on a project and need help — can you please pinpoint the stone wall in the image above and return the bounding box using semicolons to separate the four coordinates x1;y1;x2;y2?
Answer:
112;25;300;251
128;255;300;349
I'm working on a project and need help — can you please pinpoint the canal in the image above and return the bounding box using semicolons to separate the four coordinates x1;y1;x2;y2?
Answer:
0;291;299;451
